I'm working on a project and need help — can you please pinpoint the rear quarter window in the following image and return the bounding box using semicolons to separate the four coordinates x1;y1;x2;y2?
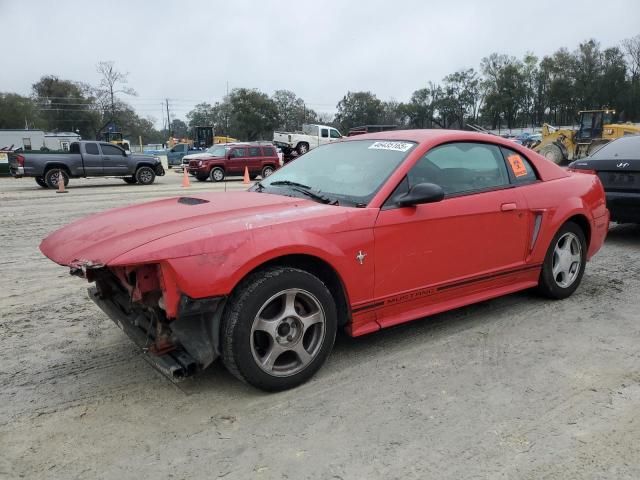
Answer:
500;147;538;185
85;143;99;155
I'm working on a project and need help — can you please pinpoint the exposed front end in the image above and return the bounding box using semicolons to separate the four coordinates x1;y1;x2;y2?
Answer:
79;263;225;380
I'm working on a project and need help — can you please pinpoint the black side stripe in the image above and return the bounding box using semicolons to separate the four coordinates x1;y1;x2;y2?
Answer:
351;263;542;314
436;264;542;292
352;301;385;314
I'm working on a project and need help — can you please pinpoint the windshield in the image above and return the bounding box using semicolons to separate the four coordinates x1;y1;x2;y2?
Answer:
206;145;229;157
257;140;416;206
589;135;640;160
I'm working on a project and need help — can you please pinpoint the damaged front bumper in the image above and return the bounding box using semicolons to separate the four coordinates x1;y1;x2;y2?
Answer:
89;270;226;380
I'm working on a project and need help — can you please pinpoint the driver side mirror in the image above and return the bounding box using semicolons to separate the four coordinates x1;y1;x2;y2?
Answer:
396;182;445;207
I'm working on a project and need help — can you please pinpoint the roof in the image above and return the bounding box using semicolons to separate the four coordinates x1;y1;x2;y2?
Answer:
0;129;45;133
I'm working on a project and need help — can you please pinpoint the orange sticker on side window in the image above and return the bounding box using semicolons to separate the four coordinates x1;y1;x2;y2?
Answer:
507;154;528;177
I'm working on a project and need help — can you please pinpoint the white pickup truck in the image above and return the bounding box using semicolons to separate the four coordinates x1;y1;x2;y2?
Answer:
273;124;342;155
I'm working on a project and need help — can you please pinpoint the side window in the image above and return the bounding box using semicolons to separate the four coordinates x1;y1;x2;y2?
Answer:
330;129;341;139
101;144;124;156
85;143;99;155
408;142;510;196
248;147;261;157
231;148;246;158
262;146;275;156
321;128;329;138
500;147;538;184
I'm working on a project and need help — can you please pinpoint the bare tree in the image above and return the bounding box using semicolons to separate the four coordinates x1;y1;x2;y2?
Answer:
622;34;640;80
96;61;137;122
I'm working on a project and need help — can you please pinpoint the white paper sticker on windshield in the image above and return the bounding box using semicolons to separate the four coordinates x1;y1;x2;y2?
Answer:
368;141;413;152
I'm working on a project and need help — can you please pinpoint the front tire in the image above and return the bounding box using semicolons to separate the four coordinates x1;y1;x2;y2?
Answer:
135;166;156;185
537;222;587;299
35;176;48;188
44;168;69;189
221;267;337;391
538;144;565;165
210;167;225;182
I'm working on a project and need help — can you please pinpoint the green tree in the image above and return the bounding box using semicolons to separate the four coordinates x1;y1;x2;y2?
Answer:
402;85;440;128
334;91;385;131
170;119;189;138
271;90;316;131
186;102;216;129
32;75;101;138
226;88;278;140
440;68;480;128
0;93;40;129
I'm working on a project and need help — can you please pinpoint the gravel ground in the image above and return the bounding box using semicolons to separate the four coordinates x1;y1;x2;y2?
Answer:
1;172;639;480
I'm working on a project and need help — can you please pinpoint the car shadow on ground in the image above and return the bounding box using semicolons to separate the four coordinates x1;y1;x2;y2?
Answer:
180;289;546;396
606;223;640;246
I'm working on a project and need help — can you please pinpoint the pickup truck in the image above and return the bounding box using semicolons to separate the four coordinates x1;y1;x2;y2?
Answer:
166;143;204;167
9;140;165;188
273;124;342;155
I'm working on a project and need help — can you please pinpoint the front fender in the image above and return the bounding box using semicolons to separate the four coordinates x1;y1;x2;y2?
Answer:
108;211;377;313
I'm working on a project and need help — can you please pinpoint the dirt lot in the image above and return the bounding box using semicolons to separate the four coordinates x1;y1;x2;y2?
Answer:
1;172;639;479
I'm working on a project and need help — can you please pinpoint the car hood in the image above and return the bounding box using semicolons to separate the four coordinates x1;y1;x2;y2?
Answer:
40;191;339;267
183;152;217;161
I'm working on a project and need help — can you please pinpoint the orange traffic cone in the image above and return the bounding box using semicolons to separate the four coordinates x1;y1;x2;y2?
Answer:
243;166;250;184
56;170;68;194
182;167;191;187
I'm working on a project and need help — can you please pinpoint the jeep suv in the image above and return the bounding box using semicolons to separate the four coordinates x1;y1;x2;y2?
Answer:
188;143;280;182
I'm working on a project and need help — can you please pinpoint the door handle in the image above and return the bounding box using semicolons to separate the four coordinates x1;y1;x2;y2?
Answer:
501;203;517;211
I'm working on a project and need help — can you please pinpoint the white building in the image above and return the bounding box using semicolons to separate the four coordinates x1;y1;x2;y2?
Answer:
0;129;81;151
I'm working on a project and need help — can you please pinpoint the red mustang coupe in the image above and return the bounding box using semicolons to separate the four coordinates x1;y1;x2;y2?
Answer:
41;130;609;391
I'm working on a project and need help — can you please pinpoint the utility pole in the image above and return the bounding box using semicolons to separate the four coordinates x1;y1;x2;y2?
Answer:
225;81;229;135
165;98;171;136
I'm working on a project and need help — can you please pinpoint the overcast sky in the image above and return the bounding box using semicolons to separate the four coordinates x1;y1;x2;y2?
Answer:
2;0;639;126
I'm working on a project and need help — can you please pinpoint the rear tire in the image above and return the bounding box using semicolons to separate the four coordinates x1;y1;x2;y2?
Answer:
135;166;156;185
44;168;69;189
537;222;587;299
221;267;337;391
539;144;565;165
35;176;48;188
296;142;309;155
210;167;225;182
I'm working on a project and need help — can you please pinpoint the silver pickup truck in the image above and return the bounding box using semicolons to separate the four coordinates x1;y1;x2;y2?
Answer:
9;140;165;188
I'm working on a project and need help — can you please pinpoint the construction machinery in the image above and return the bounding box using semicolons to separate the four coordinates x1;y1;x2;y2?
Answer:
103;131;131;151
168;127;237;149
534;109;640;164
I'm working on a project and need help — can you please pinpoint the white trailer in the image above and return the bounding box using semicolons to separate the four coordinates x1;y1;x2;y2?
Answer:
44;132;81;151
0;129;46;150
0;130;81;151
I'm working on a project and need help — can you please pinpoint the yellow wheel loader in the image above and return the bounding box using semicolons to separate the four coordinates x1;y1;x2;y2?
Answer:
534;109;640;164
